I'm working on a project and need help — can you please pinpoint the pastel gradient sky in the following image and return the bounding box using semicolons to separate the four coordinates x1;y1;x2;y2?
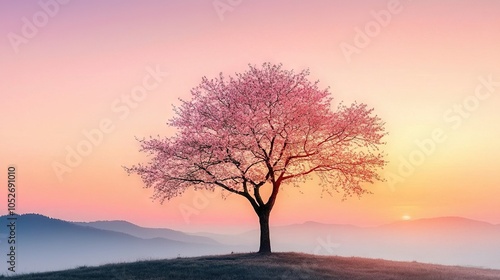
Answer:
1;0;499;233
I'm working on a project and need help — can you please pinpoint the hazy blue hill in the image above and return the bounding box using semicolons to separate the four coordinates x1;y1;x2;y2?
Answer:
1;214;499;274
194;222;363;249
74;220;218;245
381;216;497;230
195;217;500;269
369;217;500;269
0;214;229;274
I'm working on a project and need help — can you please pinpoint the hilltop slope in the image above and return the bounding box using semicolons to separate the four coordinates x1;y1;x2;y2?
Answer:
6;253;500;280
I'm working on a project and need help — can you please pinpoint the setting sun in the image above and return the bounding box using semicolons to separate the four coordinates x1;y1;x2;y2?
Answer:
402;215;412;221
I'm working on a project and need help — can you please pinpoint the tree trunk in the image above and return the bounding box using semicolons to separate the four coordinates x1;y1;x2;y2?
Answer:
257;209;271;253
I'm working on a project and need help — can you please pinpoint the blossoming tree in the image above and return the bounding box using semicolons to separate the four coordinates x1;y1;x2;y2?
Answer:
126;63;386;253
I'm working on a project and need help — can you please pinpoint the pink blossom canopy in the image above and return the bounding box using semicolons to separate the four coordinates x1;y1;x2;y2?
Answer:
127;63;386;206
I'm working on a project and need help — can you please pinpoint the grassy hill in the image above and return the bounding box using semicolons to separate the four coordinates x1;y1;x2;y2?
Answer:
4;253;500;280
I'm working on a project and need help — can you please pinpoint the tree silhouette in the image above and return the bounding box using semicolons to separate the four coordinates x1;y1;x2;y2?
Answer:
126;63;386;253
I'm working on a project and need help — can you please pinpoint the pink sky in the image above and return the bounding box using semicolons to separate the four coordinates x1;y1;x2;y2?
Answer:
1;0;500;233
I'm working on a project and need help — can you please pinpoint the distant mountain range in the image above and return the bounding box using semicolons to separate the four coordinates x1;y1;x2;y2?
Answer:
195;217;500;269
74;220;218;245
0;214;229;274
0;214;498;274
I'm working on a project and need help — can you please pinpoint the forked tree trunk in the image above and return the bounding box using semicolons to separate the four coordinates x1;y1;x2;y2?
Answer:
257;209;271;253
